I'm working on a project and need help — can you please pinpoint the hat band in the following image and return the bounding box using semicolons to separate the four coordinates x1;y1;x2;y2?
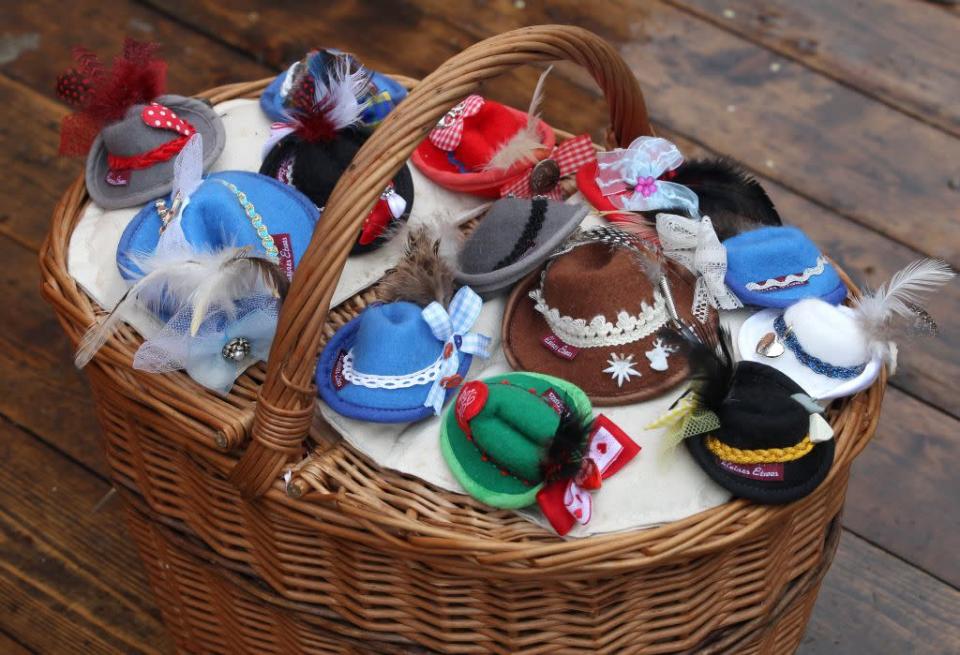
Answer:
107;133;190;172
341;349;441;389
774;314;866;379
530;288;669;349
746;256;826;292
706;434;813;464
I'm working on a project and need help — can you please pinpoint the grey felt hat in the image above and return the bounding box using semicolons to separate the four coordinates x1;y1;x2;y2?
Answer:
85;94;226;210
455;197;588;296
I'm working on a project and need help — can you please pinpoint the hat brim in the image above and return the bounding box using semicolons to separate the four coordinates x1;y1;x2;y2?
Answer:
738;308;882;400
440;372;591;509
410;108;556;198
316;314;473;423
685;432;835;504
454;203;589;296
501;262;704;406
86;95;226;210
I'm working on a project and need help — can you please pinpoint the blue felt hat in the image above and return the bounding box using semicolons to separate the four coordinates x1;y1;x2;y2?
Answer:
724;226;847;308
317;289;491;423
117;170;320;282
260;49;406;127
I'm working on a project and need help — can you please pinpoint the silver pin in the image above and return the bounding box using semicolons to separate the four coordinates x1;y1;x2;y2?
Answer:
756;330;785;358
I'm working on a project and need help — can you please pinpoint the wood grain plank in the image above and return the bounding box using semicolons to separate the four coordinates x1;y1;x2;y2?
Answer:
802;531;960;654
0;630;34;655
670;0;960;137
0;417;171;654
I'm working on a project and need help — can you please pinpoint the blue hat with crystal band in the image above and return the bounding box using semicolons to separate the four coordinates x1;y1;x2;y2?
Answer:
724;226;847;308
260;48;406;127
117;170;320;283
738;300;881;400
316;287;492;423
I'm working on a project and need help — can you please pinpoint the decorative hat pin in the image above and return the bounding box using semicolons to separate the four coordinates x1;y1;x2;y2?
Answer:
56;39;225;210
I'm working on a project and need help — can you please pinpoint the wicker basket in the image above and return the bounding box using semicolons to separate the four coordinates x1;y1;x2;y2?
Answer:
39;26;885;654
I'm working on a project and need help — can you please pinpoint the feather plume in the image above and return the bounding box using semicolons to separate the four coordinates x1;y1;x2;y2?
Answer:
852;258;954;364
287;53;369;142
378;227;456;307
606;212;660;247
541;400;593;483
76;246;287;368
483;66;552;171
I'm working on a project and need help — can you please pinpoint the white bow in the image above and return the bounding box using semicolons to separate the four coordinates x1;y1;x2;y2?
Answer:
656;213;742;322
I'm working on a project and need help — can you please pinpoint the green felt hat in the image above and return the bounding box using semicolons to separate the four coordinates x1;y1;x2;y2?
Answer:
440;372;592;509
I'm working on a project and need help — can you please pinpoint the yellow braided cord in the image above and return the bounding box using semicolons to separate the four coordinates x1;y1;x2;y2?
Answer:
705;435;813;464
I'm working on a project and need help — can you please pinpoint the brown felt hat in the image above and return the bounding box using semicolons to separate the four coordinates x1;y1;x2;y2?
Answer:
502;230;714;405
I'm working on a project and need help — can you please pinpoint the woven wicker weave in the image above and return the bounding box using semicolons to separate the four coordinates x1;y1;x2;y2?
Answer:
39;26;885;654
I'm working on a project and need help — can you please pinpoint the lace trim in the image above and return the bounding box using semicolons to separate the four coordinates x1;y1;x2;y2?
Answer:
341;350;441;389
746;256;826;292
530;288;669;348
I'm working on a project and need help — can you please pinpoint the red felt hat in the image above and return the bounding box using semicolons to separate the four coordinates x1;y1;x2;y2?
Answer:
411;97;556;198
576;159;631;221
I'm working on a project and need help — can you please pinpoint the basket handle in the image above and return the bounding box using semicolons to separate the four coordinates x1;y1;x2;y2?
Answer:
230;25;653;497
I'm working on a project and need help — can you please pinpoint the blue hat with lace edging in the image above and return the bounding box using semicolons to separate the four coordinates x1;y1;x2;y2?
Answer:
117;170;320;283
316;287;492;424
260;49;406;127
724;226;847;308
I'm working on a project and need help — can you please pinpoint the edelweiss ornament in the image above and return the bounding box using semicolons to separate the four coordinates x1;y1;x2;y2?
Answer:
604;353;642;387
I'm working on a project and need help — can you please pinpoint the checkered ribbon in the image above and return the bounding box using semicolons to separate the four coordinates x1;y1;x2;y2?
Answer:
428;95;484;151
499;134;596;199
421;286;491;415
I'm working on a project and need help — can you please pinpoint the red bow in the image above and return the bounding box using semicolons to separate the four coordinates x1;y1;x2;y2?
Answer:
429;95;484;151
499;134;596;200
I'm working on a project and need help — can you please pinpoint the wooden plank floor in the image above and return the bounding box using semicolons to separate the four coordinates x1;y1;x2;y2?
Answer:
2;1;958;652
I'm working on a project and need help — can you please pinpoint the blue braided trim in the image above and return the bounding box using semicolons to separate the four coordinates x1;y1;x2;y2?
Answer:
774;314;865;380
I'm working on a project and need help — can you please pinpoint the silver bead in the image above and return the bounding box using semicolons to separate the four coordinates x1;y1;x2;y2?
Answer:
221;337;252;363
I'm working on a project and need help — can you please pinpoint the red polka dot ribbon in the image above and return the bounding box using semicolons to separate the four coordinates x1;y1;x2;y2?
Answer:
107;103;197;172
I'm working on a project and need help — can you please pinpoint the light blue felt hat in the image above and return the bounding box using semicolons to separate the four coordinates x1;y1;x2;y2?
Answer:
117;170;320;282
316;288;491;424
724;226;847;308
260;49;406;127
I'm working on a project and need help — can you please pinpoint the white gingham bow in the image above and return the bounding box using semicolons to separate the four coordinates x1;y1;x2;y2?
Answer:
596;136;700;217
420;286;491;415
656;213;742;322
428;95;485;151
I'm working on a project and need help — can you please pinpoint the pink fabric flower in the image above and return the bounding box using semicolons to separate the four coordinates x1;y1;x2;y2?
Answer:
636;176;657;198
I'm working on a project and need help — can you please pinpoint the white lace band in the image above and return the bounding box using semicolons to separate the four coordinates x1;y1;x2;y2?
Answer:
530;288;669;348
341;350;441;389
746;256;826;292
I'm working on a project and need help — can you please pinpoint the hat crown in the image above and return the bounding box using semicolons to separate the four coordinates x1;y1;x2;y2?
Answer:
349;302;441;376
716;362;809;449
100;100;179;158
456;101;531;171
726;226;824;282
783;299;869;367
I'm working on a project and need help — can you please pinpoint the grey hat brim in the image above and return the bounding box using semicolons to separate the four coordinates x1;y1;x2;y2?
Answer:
454;201;589;296
85;95;226;210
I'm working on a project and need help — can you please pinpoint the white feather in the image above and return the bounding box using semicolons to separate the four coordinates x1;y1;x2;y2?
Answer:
312;55;370;131
171;133;204;208
483;66;552;172
853;258;954;327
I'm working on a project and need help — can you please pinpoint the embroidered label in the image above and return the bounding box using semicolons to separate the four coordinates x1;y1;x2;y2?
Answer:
455;381;488;432
105;169;131;186
718;459;785;481
540;387;569;416
271;233;294;280
541;333;579;360
332;350;348;390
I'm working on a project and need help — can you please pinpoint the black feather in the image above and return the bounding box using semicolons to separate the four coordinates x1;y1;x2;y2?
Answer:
541;401;593;483
661;324;735;414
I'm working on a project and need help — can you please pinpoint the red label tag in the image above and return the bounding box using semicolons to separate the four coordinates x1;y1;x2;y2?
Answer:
718;459;785;481
105;169;130;186
540;387;569;415
541;333;579;360
331;350;347;390
271;233;295;281
455;381;488;433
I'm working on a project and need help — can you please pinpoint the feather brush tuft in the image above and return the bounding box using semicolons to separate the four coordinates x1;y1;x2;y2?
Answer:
75;246;288;368
483;66;552;171
852;258;954;364
542;402;593;483
287;54;369;142
378;227;456;307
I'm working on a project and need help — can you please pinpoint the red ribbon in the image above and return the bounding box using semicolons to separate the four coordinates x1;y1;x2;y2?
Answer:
499;134;596;199
107;102;196;172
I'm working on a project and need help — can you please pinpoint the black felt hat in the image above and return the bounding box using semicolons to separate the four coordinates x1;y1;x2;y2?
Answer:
684;361;835;504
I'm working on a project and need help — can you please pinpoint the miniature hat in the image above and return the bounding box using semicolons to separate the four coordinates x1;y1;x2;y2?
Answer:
441;372;640;534
724;226;847;308
410;71;559;198
117;169;320;284
260;48;407;127
666;360;837;504
502;228;713;405
316;287;491;423
454;198;588;296
259;54;414;253
57;40;225;210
